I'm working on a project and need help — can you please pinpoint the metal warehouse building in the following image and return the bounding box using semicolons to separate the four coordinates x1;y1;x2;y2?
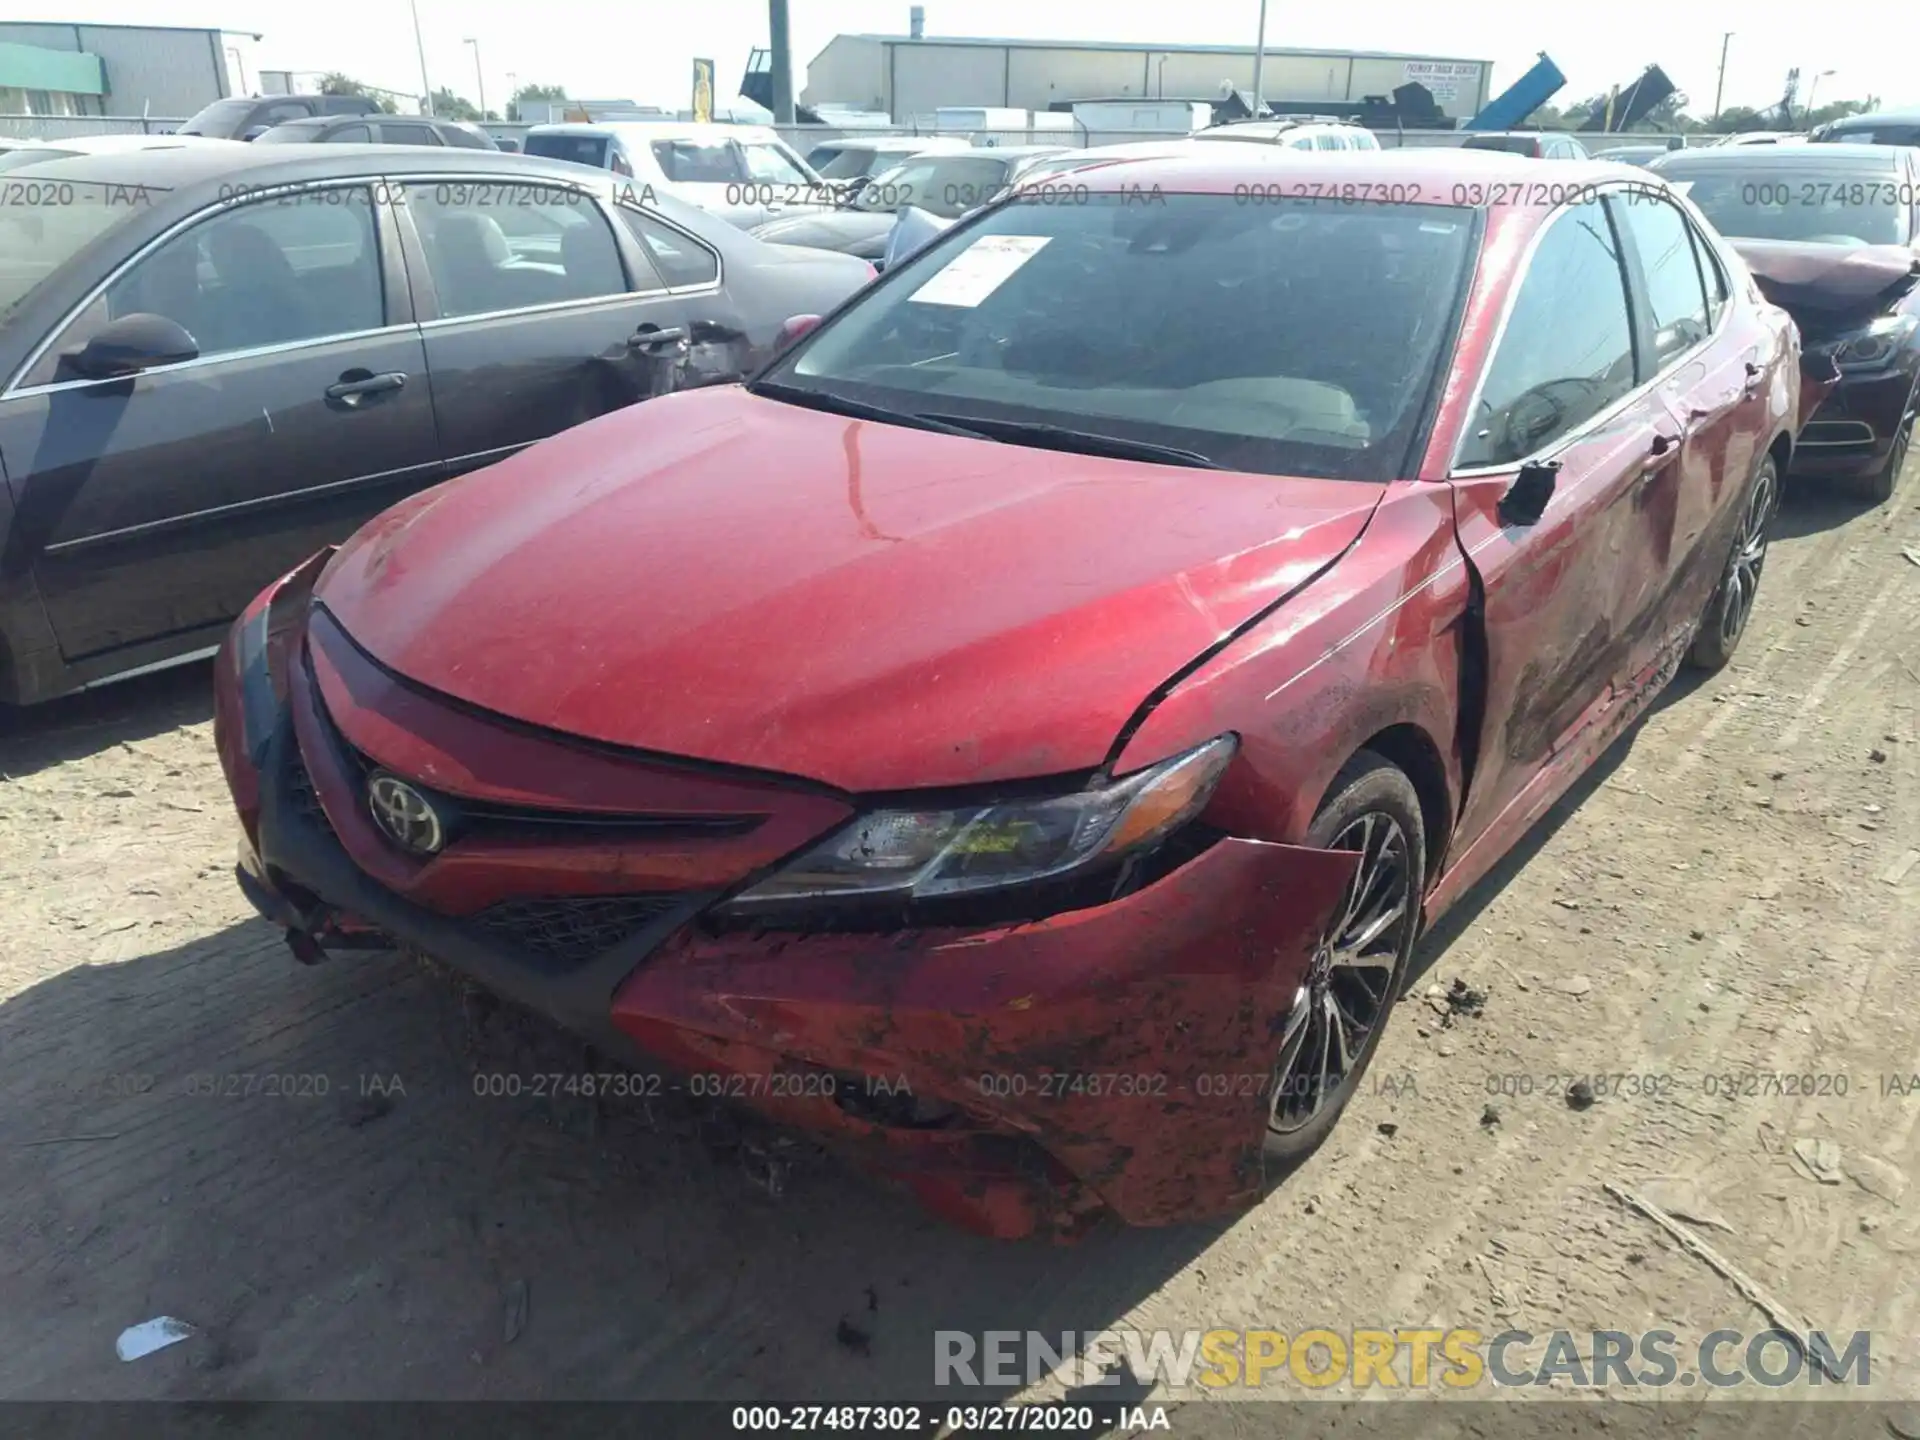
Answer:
0;21;239;119
803;33;1494;125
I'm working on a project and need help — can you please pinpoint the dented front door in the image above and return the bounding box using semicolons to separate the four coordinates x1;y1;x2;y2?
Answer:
1444;198;1668;855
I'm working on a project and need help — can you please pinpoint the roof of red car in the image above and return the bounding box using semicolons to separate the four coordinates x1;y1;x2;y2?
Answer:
1052;146;1653;204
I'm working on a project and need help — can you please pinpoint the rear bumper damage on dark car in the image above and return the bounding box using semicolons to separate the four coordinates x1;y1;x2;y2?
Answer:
213;577;1361;1239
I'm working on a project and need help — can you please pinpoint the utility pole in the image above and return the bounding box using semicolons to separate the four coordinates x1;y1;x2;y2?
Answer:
1712;32;1731;120
464;37;485;117
1804;68;1834;126
1250;0;1269;117
768;0;794;124
410;0;434;115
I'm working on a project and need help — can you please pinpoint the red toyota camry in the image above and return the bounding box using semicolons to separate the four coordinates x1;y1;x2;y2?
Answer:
214;150;1816;1239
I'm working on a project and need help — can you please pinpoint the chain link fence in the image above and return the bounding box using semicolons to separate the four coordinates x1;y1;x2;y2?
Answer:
3;113;1734;152
0;114;187;140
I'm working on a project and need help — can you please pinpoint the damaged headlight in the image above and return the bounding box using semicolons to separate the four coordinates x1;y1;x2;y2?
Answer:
1815;314;1917;372
721;735;1237;913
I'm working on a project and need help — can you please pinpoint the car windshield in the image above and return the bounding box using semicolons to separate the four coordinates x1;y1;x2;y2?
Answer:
850;155;1016;217
1665;163;1909;245
809;145;875;179
1818;124;1920;146
1015;154;1104;180
524;133;610;168
1463;136;1539;154
176;98;254;136
764;193;1477;482
651;138;745;183
0;178;158;320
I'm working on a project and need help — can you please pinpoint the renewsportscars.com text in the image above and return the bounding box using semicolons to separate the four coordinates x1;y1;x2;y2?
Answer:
935;1327;1872;1391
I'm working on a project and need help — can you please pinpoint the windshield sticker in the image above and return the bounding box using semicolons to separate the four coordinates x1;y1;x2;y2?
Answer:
907;235;1050;307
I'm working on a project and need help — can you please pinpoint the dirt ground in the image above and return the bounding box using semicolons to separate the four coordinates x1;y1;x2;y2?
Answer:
1;465;1917;1424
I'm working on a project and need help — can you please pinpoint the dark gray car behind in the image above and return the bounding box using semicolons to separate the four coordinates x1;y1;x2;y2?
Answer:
0;144;872;704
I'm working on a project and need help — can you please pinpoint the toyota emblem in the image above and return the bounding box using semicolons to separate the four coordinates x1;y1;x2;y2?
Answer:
367;772;445;855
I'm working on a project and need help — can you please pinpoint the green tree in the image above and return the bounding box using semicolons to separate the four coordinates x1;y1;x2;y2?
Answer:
1804;97;1876;129
1643;93;1698;132
1557;92;1610;129
506;83;566;122
429;87;482;122
1702;104;1765;135
317;72;396;113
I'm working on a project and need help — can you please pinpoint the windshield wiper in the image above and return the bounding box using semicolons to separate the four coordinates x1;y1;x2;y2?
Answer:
910;413;1225;470
747;380;988;439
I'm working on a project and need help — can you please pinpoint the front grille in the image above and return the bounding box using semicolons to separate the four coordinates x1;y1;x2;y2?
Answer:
473;895;681;966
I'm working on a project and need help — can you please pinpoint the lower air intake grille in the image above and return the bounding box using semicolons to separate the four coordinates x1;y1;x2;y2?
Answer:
473;895;681;966
287;748;336;838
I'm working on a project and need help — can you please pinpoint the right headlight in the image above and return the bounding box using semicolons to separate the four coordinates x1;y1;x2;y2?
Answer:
1815;313;1918;372
719;735;1237;915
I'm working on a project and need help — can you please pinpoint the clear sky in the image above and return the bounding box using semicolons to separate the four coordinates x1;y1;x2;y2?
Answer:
28;0;1909;119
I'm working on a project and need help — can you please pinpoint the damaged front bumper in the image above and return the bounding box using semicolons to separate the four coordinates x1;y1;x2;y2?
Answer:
1793;366;1917;479
215;607;1360;1239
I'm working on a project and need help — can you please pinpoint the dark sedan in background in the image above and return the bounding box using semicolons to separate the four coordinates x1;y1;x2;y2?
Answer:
0;145;873;706
750;146;1071;263
1654;142;1920;501
253;115;499;149
175;93;382;141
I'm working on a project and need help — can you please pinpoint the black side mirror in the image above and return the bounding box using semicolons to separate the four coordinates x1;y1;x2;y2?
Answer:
241;125;270;141
1498;459;1562;527
61;313;199;381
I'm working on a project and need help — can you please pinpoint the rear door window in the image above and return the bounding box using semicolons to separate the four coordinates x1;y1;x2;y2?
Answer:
323;123;372;143
1459;200;1637;467
1685;221;1729;327
1612;192;1712;366
524;133;610;168
407;185;630;317
617;207;720;288
382;123;442;145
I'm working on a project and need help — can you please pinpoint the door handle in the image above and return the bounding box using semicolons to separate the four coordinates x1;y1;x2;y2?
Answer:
325;371;406;406
628;325;689;353
1641;432;1683;479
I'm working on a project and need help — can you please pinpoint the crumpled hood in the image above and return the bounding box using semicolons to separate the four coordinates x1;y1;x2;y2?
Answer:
1731;239;1920;322
316;386;1380;793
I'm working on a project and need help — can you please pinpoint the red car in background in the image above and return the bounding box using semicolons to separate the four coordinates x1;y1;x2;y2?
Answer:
214;150;1812;1239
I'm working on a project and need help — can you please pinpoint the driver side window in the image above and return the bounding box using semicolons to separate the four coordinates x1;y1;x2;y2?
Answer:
1458;200;1636;469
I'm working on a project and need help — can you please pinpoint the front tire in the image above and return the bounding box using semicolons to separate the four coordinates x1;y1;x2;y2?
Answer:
1262;752;1425;1165
1855;402;1912;506
1687;456;1777;673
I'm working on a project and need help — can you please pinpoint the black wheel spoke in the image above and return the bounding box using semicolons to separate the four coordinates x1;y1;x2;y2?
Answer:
1270;808;1414;1136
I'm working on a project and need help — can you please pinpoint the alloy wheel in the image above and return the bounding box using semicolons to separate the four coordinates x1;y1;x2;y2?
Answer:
1717;466;1775;650
1269;811;1414;1134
